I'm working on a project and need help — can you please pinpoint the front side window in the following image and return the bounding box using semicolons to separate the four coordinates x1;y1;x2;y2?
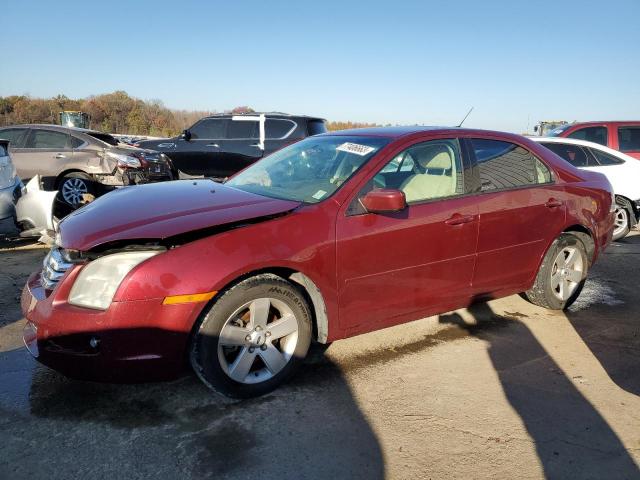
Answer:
374;139;463;203
0;128;28;147
227;135;390;203
471;139;550;191
618;127;640;152
25;130;69;149
190;119;227;139
567;126;608;146
590;148;625;166
542;143;593;167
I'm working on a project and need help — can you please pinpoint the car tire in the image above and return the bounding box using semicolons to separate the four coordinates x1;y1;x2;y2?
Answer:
522;233;588;310
59;172;93;207
612;198;631;241
190;274;312;398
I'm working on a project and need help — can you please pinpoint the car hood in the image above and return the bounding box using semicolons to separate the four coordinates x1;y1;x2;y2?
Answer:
58;180;301;251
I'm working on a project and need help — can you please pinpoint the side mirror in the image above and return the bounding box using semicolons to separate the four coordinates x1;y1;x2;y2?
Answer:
361;189;406;213
181;129;192;141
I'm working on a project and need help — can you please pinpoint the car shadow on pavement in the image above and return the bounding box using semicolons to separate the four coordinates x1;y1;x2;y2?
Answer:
439;302;640;480
0;339;384;480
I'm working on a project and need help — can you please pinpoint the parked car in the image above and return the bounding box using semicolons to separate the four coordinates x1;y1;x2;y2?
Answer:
136;112;328;180
547;121;640;160
533;137;640;241
22;127;614;398
0;124;175;206
0;139;24;226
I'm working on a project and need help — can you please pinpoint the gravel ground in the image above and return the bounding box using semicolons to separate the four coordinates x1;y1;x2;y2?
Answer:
0;230;639;479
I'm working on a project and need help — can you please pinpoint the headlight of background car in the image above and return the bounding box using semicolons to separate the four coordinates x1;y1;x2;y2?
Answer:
68;251;161;310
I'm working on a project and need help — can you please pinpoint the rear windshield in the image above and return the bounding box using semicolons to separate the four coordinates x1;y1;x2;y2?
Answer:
308;120;328;136
85;131;119;146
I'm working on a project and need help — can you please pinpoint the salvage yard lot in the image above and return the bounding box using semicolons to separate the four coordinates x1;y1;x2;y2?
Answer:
1;233;639;479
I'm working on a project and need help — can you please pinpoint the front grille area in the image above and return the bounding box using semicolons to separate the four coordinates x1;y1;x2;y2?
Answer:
41;248;74;290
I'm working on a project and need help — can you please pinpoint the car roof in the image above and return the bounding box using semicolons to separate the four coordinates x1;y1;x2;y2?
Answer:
564;121;640;127
0;124;111;137
532;136;636;161
205;112;326;121
320;126;528;141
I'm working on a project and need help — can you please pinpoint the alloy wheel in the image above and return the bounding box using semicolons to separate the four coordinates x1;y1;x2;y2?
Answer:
217;297;299;384
613;206;629;239
61;178;88;205
550;246;584;301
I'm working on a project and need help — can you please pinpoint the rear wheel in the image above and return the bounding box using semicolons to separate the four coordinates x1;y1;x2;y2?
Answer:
59;172;92;206
191;275;312;398
612;199;631;241
522;233;588;310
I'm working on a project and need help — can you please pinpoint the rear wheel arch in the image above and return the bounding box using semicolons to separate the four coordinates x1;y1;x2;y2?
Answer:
562;225;595;264
54;169;92;189
614;195;636;228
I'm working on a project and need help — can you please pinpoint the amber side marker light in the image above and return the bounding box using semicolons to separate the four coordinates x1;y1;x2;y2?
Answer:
163;291;218;305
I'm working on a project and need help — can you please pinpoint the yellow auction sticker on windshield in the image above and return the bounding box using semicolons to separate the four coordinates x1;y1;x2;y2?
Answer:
336;142;377;156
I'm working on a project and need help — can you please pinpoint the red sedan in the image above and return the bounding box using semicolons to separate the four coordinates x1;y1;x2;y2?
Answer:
21;127;614;397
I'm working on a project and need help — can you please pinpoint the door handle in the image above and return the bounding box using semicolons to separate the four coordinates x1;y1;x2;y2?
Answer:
545;199;563;208
206;143;220;148
445;214;476;226
55;153;66;159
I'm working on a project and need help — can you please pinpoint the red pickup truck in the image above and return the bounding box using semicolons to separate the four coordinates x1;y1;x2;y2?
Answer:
548;121;640;160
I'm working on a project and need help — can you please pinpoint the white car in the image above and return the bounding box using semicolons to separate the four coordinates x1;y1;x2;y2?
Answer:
532;136;640;240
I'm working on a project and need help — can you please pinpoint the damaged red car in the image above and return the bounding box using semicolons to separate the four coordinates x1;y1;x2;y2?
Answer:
22;127;614;398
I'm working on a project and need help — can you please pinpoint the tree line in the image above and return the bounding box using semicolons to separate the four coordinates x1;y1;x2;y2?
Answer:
0;91;380;137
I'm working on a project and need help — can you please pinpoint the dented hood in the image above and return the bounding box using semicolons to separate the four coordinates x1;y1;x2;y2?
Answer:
58;180;300;251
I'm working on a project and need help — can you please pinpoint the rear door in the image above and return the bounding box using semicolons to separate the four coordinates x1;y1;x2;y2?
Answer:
20;128;72;181
465;137;566;296
615;125;640;160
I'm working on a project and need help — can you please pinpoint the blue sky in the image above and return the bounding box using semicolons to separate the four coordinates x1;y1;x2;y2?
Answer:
2;0;639;132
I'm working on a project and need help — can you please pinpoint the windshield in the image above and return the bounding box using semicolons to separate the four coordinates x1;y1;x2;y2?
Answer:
546;124;572;137
226;135;390;203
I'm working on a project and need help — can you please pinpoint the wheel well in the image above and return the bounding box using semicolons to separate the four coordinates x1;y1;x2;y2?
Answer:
54;169;90;189
563;225;595;264
614;195;636;227
207;267;329;344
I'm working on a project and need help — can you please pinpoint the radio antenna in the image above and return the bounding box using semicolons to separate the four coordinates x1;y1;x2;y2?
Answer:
457;107;474;127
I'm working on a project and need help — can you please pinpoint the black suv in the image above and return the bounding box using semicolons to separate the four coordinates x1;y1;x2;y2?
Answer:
137;113;327;180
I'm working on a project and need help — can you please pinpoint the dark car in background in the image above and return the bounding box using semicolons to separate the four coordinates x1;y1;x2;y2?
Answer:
137;112;327;180
0;124;174;205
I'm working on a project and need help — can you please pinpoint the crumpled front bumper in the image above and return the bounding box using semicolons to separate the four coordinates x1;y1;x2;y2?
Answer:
20;268;204;382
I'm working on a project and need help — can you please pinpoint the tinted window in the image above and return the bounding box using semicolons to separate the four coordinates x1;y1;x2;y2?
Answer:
542;143;593;167
376;139;463;203
567;126;607;146
471;139;548;191
190;119;226;139
308;120;328;136
226;120;257;139
85;131;118;146
0;128;28;147
265;119;295;139
618;127;640;152
70;136;85;148
591;148;625;165
0;143;7;156
26;130;69;149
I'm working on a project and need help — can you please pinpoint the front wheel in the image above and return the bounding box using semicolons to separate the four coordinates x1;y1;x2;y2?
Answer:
522;233;588;310
191;275;312;398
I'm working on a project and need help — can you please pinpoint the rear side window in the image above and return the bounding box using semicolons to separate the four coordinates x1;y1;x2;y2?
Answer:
265;119;296;139
308;120;328;136
591;148;625;165
226;120;257;139
190;119;227;139
0;143;7;156
542;143;594;167
25;130;69;149
567;126;608;146
618;127;640;152
70;136;85;148
470;139;551;191
0;128;28;147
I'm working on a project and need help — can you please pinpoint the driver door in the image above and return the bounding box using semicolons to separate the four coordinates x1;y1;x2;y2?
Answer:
336;138;478;335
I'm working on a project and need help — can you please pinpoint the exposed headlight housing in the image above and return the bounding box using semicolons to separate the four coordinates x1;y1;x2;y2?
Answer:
68;251;161;310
